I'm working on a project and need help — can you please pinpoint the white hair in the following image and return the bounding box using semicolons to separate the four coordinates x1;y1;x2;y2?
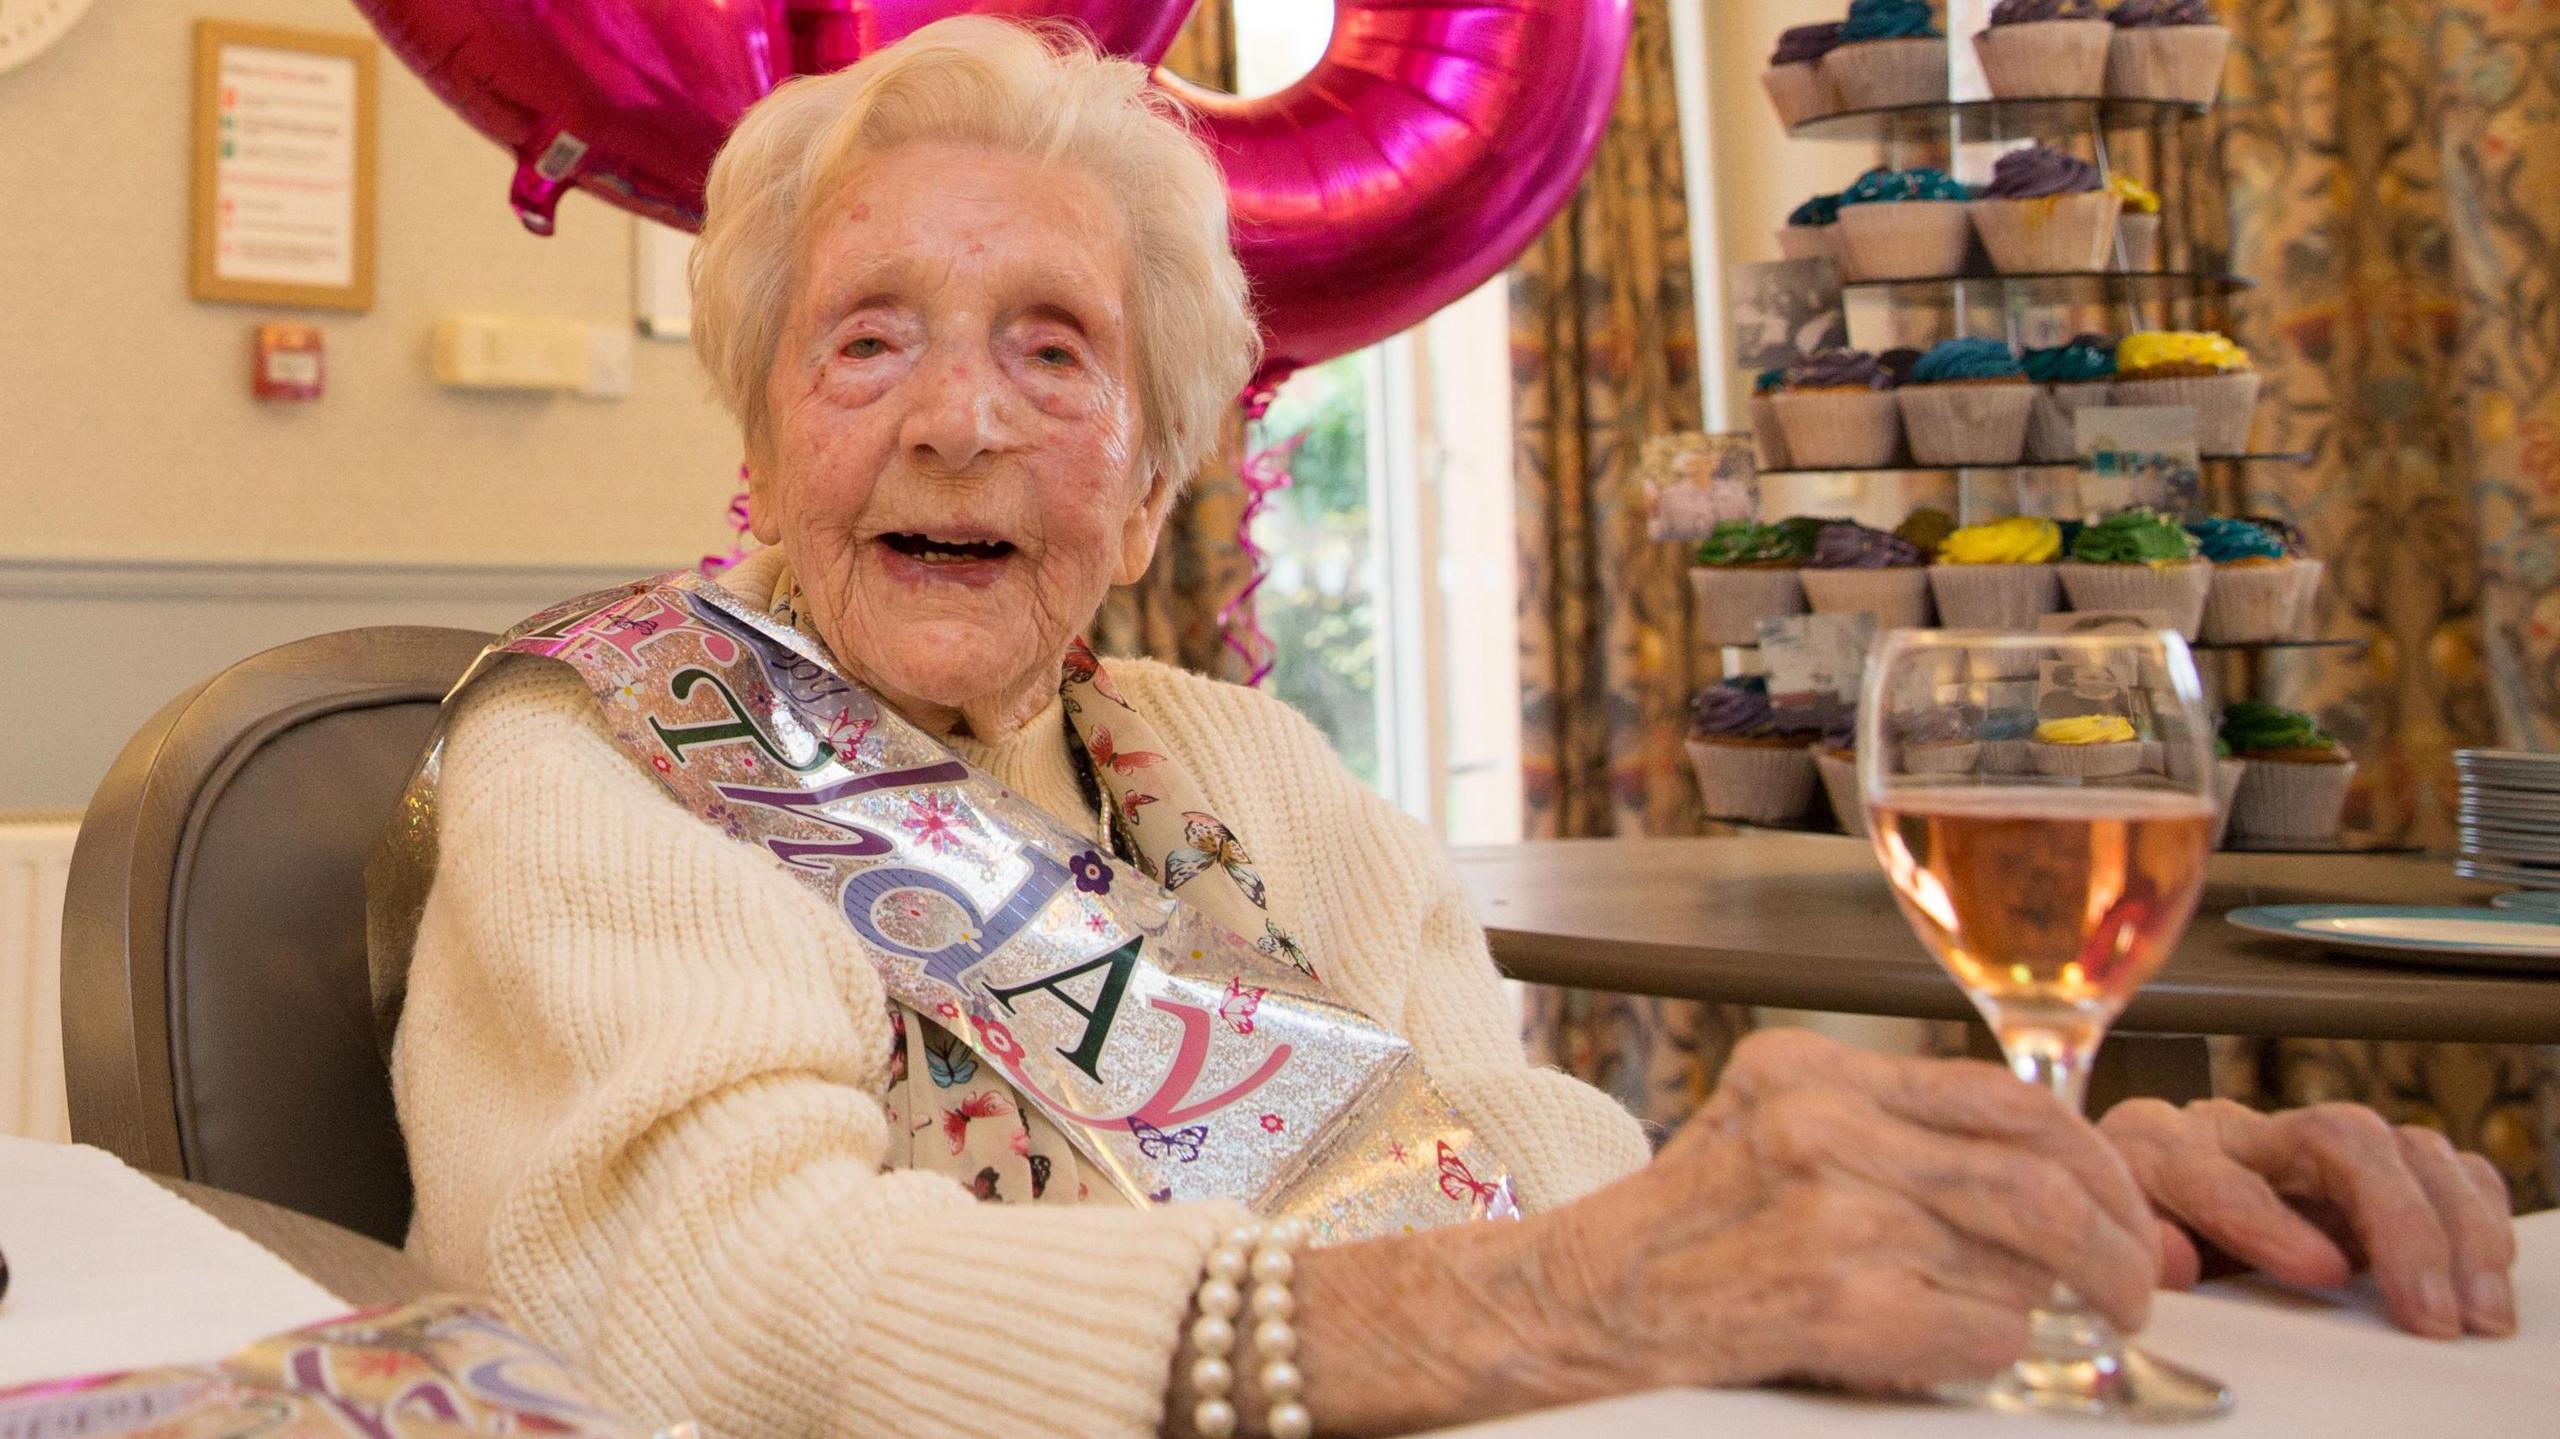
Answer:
691;15;1259;490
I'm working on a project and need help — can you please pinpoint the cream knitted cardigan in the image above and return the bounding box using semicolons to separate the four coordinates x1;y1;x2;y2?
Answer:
393;563;1650;1439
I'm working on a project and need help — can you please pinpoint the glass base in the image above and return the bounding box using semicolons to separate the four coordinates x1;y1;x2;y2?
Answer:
1933;1298;2233;1423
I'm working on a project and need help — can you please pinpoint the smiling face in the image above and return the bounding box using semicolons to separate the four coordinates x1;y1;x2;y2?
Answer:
752;140;1170;737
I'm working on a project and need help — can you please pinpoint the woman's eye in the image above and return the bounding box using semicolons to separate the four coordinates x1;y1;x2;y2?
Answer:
1033;344;1078;368
842;336;889;359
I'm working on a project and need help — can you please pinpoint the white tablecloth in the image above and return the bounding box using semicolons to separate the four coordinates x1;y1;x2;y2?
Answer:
0;1135;347;1387
1428;1210;2560;1437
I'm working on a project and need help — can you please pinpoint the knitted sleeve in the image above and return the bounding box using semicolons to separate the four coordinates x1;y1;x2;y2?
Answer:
394;658;1246;1439
1107;662;1654;1212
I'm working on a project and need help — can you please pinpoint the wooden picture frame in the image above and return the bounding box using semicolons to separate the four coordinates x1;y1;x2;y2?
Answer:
189;20;377;311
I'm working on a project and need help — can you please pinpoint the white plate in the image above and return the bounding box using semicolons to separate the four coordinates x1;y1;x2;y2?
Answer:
2490;890;2560;913
2228;904;2560;967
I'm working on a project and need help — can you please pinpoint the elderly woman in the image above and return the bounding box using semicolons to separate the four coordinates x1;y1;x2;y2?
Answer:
390;16;2517;1439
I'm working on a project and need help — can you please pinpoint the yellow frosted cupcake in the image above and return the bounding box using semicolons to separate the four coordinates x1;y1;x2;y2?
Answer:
2113;330;2260;454
2030;713;2144;777
2110;174;2164;269
1928;516;2066;628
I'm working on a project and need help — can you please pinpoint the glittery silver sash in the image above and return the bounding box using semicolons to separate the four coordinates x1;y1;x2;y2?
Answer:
370;571;1516;1241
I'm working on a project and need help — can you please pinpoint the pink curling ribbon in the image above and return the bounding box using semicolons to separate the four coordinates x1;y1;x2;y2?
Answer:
1220;376;1303;688
699;465;753;575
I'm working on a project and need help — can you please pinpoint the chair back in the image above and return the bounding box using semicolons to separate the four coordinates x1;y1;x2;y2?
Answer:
62;626;489;1245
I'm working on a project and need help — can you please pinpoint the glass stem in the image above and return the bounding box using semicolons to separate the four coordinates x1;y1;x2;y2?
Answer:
1998;1024;2118;1340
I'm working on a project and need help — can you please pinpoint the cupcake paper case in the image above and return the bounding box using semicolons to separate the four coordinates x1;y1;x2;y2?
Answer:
1749;368;1792;469
1970;145;2123;274
1687;679;1822;824
1975;0;2112;101
2059;506;2212;637
1896;338;2035;465
2190;516;2301;643
2106;0;2231;107
1929;515;2066;628
1777;192;1842;266
1834;166;1975;281
2110;174;2164;268
1690;519;1812;646
2221;702;2355;843
1823;0;1949;111
1768;347;1903;469
1801;521;1934;630
2113;330;2261;454
2030;713;2144;777
1764;23;1845;128
2021;333;2118;460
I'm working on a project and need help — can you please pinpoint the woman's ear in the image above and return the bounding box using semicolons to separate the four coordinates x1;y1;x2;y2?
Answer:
1112;466;1179;586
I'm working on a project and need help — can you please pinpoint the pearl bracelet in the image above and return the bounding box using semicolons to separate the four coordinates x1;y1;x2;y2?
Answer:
1189;1216;1312;1439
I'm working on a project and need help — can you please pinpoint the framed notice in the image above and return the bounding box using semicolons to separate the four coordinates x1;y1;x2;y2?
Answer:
190;21;377;311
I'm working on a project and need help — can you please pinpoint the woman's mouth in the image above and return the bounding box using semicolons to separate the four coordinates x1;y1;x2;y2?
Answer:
877;531;1018;588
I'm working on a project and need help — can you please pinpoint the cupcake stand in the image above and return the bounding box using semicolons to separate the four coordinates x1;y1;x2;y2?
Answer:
1694;0;2371;854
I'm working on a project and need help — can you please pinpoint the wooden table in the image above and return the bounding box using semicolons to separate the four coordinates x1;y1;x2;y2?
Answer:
1454;834;2560;1045
152;1176;443;1307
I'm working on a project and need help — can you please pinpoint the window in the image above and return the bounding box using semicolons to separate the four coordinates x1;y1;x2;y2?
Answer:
1232;4;1522;842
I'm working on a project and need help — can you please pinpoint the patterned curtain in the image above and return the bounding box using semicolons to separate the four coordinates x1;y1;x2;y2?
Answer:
1512;0;1750;1131
2213;0;2560;1209
1091;2;1253;678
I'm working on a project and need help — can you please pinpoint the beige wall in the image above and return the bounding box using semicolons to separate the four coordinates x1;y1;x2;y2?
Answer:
0;0;739;569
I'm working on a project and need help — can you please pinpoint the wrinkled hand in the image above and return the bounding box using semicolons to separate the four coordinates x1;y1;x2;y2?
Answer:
1531;1029;2159;1396
2100;1098;2517;1338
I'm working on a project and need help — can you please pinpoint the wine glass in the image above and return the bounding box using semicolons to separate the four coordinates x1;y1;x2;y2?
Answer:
1856;628;2232;1422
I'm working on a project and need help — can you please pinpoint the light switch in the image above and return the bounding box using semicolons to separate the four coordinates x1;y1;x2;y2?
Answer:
432;314;593;391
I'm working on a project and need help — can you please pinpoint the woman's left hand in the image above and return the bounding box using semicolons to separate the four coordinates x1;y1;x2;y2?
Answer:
2099;1098;2517;1339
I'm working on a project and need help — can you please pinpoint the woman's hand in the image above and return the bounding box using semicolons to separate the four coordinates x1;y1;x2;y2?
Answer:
2099;1098;2517;1338
1276;1030;2160;1435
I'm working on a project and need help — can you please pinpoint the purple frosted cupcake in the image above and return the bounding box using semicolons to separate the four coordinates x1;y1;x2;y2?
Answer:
1970;145;2123;273
1801;520;1934;630
1768;347;1903;469
1976;0;2112;98
1686;679;1822;824
1764;22;1845;128
1897;706;1983;775
1813;709;1868;837
2106;0;2231;106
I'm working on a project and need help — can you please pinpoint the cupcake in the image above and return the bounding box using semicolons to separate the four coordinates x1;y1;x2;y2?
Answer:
1813;711;1869;838
2244;513;2324;637
2106;0;2231;107
1833;166;1976;282
1930;515;2066;628
1686;678;1822;824
1979;705;2041;774
1970;145;2123;274
2031;713;2143;777
2059;506;2212;637
1823;0;1949;112
2190;516;2301;643
2221;702;2355;843
1896;506;1958;556
1802;520;1934;630
1768;347;1903;469
1691;519;1813;646
1897;338;2035;466
1975;0;2112;98
1777;191;1843;267
2110;174;2164;269
1764;22;1846;128
2021;333;2118;460
2113;330;2261;454
1749;368;1792;469
1898;707;1983;775
2211;736;2248;849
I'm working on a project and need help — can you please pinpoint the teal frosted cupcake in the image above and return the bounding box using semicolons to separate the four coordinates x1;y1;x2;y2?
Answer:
1896;338;2034;465
1778;190;1843;267
1834;166;1975;282
2190;516;2301;643
2021;333;2117;460
1823;0;1949;111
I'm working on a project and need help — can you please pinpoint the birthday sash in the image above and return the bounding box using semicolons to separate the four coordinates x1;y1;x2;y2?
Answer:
371;570;1514;1242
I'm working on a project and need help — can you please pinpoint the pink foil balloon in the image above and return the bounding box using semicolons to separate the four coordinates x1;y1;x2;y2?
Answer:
1159;0;1632;386
350;0;1630;376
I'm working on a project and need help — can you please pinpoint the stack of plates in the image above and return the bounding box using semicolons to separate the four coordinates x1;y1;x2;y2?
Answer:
2454;749;2560;888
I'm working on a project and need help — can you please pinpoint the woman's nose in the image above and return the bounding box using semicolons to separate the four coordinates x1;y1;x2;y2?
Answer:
904;351;1017;474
